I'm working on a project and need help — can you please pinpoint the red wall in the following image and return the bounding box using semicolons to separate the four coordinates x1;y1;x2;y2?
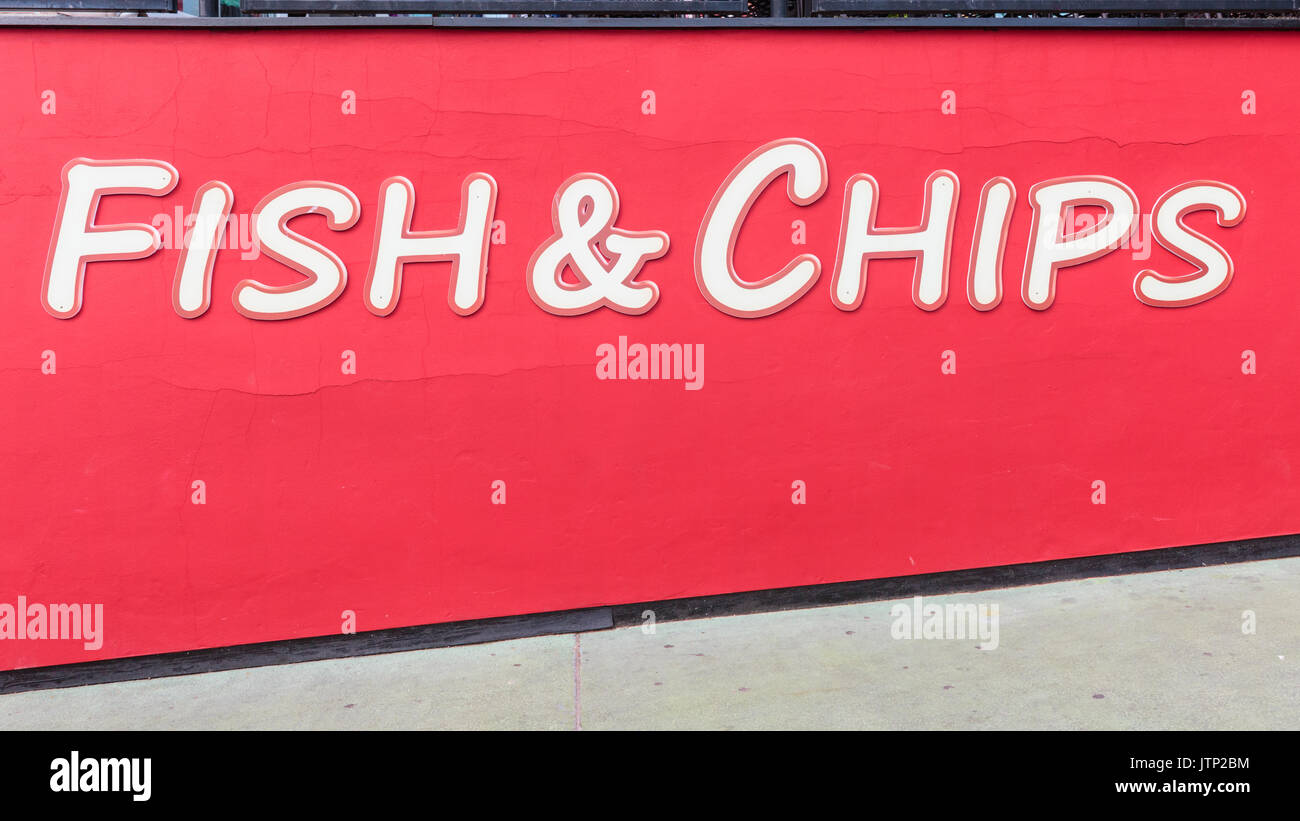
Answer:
1;27;1297;670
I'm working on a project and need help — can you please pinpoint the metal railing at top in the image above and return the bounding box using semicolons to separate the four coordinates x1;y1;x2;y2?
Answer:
239;0;748;12
1;0;1297;18
0;0;174;10
811;0;1297;11
236;0;1298;14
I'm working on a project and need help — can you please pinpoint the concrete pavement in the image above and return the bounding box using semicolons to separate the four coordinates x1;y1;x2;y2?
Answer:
1;556;1295;730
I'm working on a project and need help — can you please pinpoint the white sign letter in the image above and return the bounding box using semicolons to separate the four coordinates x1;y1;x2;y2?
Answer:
831;170;959;311
43;159;179;318
233;182;361;320
1022;176;1138;310
365;174;497;317
695;139;827;318
1134;182;1245;307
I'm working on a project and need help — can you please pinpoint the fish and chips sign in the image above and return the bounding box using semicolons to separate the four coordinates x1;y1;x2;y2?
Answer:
43;144;1242;323
0;25;1292;670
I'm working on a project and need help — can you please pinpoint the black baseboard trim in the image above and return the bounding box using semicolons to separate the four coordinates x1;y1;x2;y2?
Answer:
609;533;1300;626
0;607;613;695
2;533;1296;695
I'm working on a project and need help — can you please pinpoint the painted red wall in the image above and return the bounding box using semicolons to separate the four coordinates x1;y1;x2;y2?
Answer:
1;28;1297;670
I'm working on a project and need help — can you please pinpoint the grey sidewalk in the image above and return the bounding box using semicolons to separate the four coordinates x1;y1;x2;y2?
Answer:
2;556;1296;730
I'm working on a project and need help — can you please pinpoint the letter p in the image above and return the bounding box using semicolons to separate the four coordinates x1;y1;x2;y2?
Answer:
1022;176;1137;310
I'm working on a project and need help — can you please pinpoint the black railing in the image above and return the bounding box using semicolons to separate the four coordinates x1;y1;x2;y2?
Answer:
240;0;746;11
811;0;1297;11
0;0;174;9
241;0;1299;16
1;0;1297;18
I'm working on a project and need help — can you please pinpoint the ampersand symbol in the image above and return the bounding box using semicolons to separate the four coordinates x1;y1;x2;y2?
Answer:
527;174;669;315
